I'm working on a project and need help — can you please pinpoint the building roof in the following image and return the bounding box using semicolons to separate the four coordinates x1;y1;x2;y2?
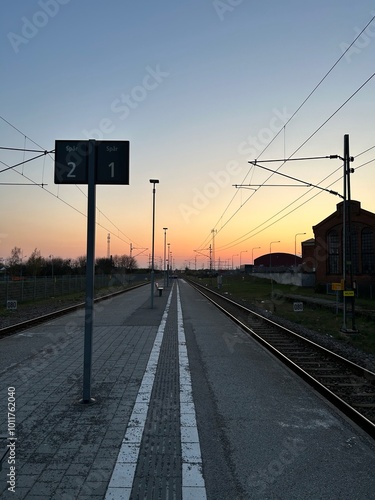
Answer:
313;200;375;231
302;238;315;245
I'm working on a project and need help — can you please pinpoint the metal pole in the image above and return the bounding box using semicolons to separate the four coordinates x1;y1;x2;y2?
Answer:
163;228;168;288
270;241;280;297
294;233;306;269
82;139;96;404
167;243;170;287
150;179;159;308
341;136;348;332
344;134;356;331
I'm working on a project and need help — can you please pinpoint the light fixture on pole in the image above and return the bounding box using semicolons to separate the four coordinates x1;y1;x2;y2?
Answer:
294;233;306;269
269;241;280;295
167;242;170;287
163;227;168;287
232;254;238;270
252;247;261;265
149;179;159;308
239;250;248;269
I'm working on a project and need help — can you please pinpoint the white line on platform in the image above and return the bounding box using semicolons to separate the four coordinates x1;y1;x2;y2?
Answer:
177;282;207;500
105;284;174;500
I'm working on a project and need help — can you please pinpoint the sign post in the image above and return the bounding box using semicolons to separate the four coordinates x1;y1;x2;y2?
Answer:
55;139;129;404
82;139;96;404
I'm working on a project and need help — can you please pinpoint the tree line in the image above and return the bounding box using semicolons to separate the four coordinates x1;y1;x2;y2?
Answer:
0;247;138;277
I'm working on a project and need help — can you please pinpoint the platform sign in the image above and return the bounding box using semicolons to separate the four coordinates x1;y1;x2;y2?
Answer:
54;138;130;403
54;140;89;184
55;140;129;185
96;141;129;185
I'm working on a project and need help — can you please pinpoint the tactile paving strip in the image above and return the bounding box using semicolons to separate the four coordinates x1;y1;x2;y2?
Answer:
131;291;182;499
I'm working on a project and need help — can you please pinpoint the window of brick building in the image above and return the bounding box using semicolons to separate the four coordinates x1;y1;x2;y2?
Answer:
327;230;339;274
362;228;375;274
348;228;359;274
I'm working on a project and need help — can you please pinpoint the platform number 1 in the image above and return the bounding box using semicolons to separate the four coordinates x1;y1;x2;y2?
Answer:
109;162;115;178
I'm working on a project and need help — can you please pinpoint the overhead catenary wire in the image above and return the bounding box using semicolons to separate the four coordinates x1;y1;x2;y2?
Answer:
195;13;375;252
0;134;146;253
1;157;139;248
217;153;375;252
197;69;375;252
0;151;52;174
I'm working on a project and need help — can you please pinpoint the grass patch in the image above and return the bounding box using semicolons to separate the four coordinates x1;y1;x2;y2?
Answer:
190;274;375;356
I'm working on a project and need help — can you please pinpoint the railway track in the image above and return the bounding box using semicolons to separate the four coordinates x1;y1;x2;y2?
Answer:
187;279;375;440
0;281;148;338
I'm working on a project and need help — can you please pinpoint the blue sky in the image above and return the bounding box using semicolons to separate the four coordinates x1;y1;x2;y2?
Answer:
1;1;374;268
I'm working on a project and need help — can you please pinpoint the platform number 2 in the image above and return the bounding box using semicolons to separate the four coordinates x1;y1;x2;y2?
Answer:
67;162;76;178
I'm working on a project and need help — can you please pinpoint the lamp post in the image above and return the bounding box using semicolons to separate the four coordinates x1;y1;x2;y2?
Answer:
294;233;306;270
270;241;280;295
49;254;55;296
49;254;54;280
240;250;248;268
149;179;159;308
163;227;168;288
167;243;170;287
232;254;238;270
252;247;261;265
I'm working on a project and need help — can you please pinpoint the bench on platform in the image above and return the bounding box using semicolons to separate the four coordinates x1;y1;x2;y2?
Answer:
155;282;163;297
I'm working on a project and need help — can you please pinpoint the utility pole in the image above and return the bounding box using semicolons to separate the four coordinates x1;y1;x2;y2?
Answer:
211;229;217;272
107;233;110;259
342;134;356;332
243;136;357;332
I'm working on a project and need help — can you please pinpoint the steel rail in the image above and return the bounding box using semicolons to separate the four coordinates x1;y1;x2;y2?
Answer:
0;281;148;338
187;279;375;440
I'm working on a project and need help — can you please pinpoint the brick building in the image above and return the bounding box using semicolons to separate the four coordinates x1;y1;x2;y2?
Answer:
302;200;375;288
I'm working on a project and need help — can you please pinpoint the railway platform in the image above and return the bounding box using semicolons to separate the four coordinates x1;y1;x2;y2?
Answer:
0;279;375;499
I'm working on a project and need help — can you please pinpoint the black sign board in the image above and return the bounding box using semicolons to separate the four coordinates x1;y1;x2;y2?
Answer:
96;141;130;184
54;140;89;184
54;140;129;185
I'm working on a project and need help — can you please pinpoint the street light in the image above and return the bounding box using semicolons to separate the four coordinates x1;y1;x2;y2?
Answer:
232;254;238;270
252;247;261;265
163;227;168;287
240;250;248;268
167;242;170;287
294;233;306;270
149;179;159;308
269;241;280;295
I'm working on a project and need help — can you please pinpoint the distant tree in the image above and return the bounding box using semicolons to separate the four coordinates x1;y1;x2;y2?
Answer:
27;248;43;276
43;257;72;276
113;254;137;273
72;256;86;274
96;257;113;274
7;247;22;276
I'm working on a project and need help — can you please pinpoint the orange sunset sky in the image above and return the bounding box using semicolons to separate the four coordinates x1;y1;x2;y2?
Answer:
1;2;374;269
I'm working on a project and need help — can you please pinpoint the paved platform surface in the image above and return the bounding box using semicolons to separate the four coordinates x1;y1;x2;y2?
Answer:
0;279;375;499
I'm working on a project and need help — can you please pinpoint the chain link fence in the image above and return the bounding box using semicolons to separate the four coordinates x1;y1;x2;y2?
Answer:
0;273;148;306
